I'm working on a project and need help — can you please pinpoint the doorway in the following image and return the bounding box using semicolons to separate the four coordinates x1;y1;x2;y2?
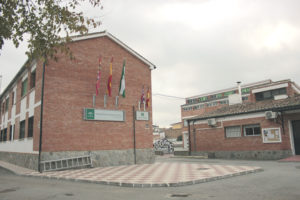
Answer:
292;120;300;155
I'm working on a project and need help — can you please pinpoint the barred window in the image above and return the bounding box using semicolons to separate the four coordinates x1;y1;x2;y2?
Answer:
19;120;26;139
28;117;34;138
225;126;241;138
243;124;261;136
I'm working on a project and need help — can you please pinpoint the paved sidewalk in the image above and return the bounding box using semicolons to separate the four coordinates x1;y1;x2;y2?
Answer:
278;155;300;162
0;161;262;188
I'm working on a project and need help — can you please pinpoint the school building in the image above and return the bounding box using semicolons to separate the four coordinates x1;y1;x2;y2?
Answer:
0;31;156;170
181;79;300;159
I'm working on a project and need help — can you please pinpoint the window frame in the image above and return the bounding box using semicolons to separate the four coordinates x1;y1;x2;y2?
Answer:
21;78;28;97
255;88;287;101
19;120;26;139
225;126;241;138
11;91;15;105
30;70;36;89
9;125;14;141
243;124;261;136
5;97;9;112
3;128;7;142
28;117;34;138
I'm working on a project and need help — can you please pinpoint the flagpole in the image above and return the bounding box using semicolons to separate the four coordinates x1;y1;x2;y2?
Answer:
93;94;96;107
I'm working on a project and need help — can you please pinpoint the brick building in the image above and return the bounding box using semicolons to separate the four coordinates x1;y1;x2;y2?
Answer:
164;122;183;141
181;79;300;159
0;31;156;170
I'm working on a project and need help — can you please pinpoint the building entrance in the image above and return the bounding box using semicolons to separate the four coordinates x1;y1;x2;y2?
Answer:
292;120;300;155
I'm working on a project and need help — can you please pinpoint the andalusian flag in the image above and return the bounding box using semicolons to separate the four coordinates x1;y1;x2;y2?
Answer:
107;57;113;97
95;56;102;96
119;60;126;97
146;87;150;107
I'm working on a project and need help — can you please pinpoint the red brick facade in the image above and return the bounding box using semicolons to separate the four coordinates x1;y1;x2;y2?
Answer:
181;80;300;159
39;36;153;152
0;32;155;169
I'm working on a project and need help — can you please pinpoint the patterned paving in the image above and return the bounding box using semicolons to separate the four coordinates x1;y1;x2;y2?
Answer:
278;155;300;162
0;161;262;187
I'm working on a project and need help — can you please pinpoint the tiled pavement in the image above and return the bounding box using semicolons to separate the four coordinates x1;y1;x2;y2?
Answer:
278;155;300;162
0;161;262;188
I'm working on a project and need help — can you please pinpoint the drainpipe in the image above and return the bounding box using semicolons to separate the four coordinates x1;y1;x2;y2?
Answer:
38;61;46;173
188;120;191;155
132;106;136;164
193;121;196;152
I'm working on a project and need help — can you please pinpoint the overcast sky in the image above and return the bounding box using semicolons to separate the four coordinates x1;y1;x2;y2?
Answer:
1;0;300;127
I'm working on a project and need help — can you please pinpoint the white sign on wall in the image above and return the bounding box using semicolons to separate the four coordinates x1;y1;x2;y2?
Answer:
136;111;149;121
262;128;282;143
83;108;125;122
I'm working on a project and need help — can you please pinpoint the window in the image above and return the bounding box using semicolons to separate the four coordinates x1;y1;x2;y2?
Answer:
19;120;26;139
224;91;235;97
216;93;223;99
242;96;249;101
5;97;9;111
11;91;15;105
21;78;28;97
225;126;241;138
0;130;2;142
183;120;188;127
30;70;36;89
243;124;261;136
9;125;13;141
1;102;4;113
3;128;7;142
255;88;287;101
28;117;34;137
242;88;250;94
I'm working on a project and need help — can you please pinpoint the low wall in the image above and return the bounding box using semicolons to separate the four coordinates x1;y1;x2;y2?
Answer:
0;148;155;170
41;148;155;167
191;150;292;160
0;151;39;170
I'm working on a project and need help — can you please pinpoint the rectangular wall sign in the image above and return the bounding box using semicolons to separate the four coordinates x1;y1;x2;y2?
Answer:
262;128;282;143
136;111;149;121
83;108;125;122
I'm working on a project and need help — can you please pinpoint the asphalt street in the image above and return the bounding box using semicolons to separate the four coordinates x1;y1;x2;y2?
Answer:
0;157;300;200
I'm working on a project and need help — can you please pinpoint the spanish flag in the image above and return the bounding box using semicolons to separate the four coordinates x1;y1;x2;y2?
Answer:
146;87;150;108
107;57;113;97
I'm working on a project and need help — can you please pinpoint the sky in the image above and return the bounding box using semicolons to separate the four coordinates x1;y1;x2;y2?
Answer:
1;0;300;127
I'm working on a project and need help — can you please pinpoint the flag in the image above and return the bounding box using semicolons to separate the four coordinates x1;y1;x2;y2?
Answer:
95;56;101;96
146;87;150;108
119;60;126;97
107;57;113;97
141;86;145;103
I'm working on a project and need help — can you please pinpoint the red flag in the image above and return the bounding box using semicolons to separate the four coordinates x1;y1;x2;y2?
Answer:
96;56;101;96
141;86;145;103
146;87;150;108
107;57;113;97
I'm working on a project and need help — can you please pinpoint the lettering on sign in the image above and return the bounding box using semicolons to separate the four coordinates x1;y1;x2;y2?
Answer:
83;108;125;122
136;111;149;121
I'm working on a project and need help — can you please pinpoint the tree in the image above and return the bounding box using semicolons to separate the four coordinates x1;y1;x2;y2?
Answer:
0;0;102;62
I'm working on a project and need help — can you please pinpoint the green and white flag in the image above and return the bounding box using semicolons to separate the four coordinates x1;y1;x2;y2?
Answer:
119;60;126;97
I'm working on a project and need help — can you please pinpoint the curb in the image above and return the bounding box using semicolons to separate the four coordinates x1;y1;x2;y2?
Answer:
17;167;263;188
171;156;208;159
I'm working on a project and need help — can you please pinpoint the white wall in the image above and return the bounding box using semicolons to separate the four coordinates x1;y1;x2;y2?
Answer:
0;138;38;154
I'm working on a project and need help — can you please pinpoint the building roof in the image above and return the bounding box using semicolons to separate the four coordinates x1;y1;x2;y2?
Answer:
188;95;300;121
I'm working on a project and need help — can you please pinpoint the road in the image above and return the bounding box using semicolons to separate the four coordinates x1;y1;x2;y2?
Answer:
0;157;300;200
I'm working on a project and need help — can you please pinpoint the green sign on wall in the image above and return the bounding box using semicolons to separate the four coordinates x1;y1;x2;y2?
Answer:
83;108;125;121
85;108;95;120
